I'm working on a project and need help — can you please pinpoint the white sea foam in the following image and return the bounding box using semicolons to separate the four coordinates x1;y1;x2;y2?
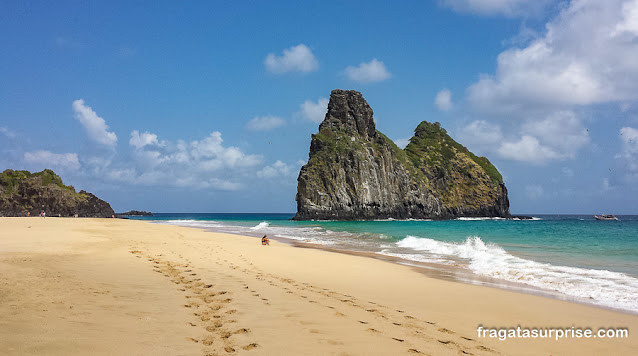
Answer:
250;221;270;230
158;219;225;229
378;250;450;264
396;235;638;313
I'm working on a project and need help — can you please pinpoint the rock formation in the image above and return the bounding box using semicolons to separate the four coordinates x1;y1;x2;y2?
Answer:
0;169;115;217
294;89;509;220
118;210;153;216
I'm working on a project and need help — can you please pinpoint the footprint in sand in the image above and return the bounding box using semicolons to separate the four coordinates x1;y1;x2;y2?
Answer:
242;343;259;350
224;346;235;353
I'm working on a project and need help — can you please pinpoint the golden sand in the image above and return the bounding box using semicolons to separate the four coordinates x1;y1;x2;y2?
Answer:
1;218;636;355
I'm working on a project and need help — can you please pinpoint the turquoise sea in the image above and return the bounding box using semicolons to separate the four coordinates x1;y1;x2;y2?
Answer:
131;213;638;314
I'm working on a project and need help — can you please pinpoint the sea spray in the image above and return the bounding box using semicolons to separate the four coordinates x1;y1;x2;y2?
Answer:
250;221;270;230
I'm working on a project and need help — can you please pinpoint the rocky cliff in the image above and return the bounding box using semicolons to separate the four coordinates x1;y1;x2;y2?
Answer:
0;169;115;217
294;89;509;220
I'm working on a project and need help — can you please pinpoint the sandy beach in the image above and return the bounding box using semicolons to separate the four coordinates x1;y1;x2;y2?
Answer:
1;217;636;355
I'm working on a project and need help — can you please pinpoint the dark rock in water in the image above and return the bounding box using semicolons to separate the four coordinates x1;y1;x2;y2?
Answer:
0;169;114;217
118;210;153;216
511;215;534;220
294;89;510;220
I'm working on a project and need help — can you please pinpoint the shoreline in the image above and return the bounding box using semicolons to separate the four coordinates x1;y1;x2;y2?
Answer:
151;219;638;317
2;217;636;355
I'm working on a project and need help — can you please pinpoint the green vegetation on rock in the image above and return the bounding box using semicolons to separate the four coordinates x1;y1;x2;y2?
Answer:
295;89;510;220
405;121;502;184
0;169;114;217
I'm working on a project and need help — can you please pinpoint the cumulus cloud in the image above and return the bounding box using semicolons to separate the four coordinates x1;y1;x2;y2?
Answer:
189;132;262;169
519;111;589;158
246;116;285;131
494;111;589;164
108;131;263;190
24;150;80;170
257;160;293;179
72;99;117;146
0;126;15;138
457;120;503;148
299;97;329;123
264;44;318;74
440;0;553;17
468;0;638;113
129;130;159;149
394;138;411;149
497;135;561;164
435;89;453;111
344;59;391;83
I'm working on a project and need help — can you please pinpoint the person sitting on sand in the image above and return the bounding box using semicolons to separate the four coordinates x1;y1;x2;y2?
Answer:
262;235;270;246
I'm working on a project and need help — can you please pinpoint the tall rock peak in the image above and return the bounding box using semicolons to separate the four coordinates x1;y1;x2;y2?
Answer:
294;90;510;220
319;89;376;140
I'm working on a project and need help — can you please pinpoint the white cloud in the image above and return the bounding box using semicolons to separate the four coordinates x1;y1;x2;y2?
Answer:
525;184;545;200
72;99;118;146
614;0;638;36
246;116;285;131
344;59;391;83
264;44;318;74
519;111;589;159
457;111;589;165
189;132;262;169
435;89;453;111
457;120;503;147
24;150;80;170
394;138;411;149
106;131;263;190
299;97;329;123
257;160;293;179
468;0;638;113
441;0;553;17
497;135;560;164
495;112;589;164
129;130;159;149
0;126;15;138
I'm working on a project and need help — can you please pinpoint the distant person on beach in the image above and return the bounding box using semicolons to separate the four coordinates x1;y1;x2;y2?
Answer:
262;235;270;246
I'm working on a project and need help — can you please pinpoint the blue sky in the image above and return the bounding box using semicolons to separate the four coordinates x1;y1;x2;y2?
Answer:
2;0;638;214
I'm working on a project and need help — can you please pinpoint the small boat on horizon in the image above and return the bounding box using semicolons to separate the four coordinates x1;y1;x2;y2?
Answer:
594;214;619;221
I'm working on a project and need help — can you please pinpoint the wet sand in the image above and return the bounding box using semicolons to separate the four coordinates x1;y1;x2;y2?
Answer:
1;217;636;355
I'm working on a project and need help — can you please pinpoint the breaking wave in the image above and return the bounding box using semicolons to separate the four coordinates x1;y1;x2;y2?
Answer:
396;235;638;313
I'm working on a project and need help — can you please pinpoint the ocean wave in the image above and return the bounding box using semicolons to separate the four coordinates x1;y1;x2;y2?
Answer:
275;234;337;245
250;221;270;230
157;219;225;228
396;235;638;313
